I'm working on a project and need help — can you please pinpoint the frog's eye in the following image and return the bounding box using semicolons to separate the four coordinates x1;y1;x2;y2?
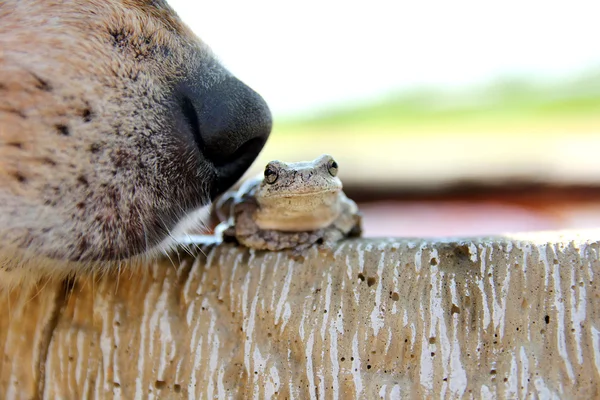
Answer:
264;166;278;184
327;159;338;177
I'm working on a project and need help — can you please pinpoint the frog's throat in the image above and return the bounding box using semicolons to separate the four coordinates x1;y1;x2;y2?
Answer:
253;198;342;232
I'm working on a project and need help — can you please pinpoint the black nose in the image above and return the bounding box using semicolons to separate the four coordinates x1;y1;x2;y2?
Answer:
176;75;272;198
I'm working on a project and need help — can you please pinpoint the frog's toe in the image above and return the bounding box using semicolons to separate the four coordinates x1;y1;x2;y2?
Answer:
322;229;345;244
290;244;313;259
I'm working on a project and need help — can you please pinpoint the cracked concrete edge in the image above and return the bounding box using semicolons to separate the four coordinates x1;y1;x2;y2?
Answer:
1;229;600;399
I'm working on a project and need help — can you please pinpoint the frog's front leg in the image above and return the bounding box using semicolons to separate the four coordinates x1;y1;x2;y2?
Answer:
347;211;363;238
323;195;363;243
320;213;361;248
212;191;236;222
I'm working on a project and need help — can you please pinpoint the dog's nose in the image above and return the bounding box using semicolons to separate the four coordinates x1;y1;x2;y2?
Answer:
176;75;272;198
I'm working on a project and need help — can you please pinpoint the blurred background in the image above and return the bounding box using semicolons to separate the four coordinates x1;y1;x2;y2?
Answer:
171;0;600;238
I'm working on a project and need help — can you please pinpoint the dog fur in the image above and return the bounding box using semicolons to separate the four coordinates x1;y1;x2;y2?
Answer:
0;0;272;288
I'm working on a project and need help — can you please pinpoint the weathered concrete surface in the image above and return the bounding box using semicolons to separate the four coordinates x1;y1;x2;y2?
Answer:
1;231;600;399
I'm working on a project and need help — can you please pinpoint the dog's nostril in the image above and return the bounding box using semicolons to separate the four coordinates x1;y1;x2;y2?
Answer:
179;95;204;152
220;136;265;167
213;136;266;196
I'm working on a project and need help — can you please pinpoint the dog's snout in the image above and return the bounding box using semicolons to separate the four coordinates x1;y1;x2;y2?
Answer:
176;75;272;198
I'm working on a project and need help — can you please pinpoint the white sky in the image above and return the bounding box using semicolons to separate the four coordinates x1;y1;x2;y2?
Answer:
169;0;600;118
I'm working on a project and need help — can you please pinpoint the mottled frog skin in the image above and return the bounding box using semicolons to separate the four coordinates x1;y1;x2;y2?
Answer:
213;155;362;252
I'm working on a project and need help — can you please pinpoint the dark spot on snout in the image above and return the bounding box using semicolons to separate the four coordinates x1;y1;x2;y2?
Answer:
111;148;131;168
4;108;26;119
12;172;27;183
81;108;93;122
77;175;89;186
174;74;272;198
89;143;102;153
7;142;23;149
108;27;161;59
42;157;56;166
55;124;69;136
109;28;130;49
32;73;52;92
110;29;125;44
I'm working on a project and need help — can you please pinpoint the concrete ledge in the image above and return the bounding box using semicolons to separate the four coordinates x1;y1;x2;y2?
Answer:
1;231;600;398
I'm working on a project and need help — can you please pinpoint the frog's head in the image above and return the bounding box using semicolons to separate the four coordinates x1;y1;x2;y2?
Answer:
255;154;342;201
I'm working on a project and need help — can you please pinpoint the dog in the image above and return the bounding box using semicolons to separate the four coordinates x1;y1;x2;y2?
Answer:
0;0;272;288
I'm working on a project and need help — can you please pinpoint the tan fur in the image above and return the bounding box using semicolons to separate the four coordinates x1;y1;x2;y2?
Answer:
0;0;271;288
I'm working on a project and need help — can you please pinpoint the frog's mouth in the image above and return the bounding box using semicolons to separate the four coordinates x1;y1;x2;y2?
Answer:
263;188;341;198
